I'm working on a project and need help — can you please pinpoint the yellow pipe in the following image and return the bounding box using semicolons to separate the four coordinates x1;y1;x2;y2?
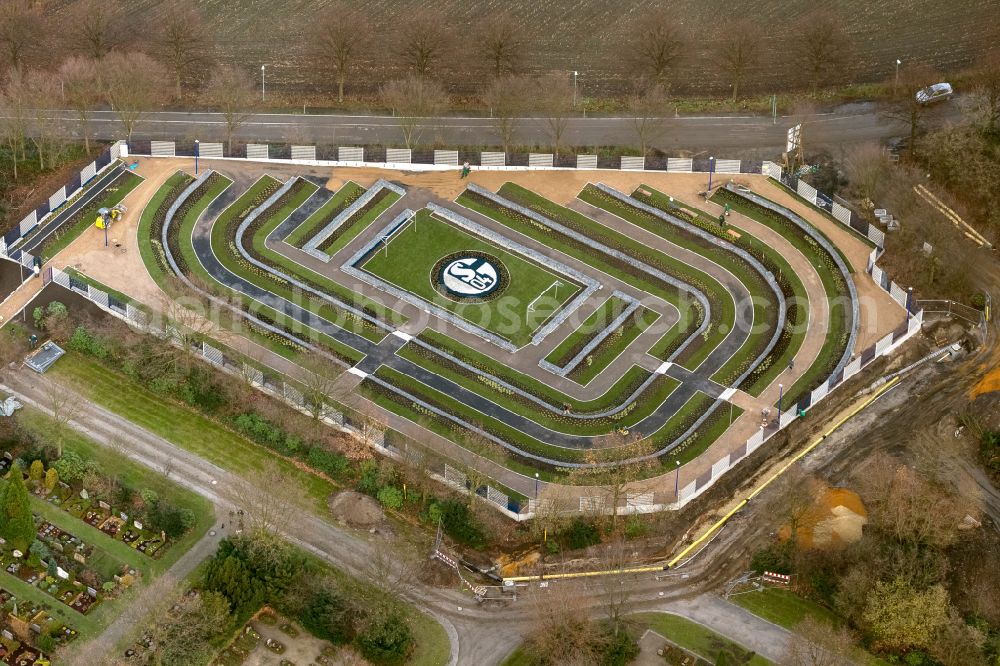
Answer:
504;376;901;584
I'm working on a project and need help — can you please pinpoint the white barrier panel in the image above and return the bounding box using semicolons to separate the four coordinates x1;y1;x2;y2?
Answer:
711;456;730;477
890;282;909;308
667;157;693;172
150;141;175;157
243;363;264;386
386;148;411;163
0;238;6;256
761;161;782;180
714;158;741;174
481;151;505;167
19;210;37;236
290;145;315;161
620;156;645;171
434;150;459;166
746;428;765;453
832;202;853;226
580;496;604;512
88;286;109;309
678;480;697;502
199;142;224;158
797;179;818;204
577;154;598;169
875;332;893;356
627;491;654;507
338;146;363;161
202;342;224;365
868;225;885;247
779;410;796;428
125;302;147;327
246;144;269;160
486;486;508;507
871;264;884;286
53;267;71;288
843;356;863;380
283;383;304;406
49;186;66;211
811;382;829;403
528;153;553;167
80;161;97;183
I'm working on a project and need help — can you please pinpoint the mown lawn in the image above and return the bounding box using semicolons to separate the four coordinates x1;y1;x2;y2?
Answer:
631;612;774;665
283;180;365;247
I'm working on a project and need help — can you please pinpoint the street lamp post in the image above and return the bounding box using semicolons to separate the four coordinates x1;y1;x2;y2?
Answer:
707;156;716;192
777;383;784;422
573;70;579;108
261;65;267;102
674;460;680;500
906;287;913;322
895;59;902;93
534;472;540;499
194;139;199;175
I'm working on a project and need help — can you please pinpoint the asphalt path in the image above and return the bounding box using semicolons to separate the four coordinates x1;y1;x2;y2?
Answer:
35;100;962;156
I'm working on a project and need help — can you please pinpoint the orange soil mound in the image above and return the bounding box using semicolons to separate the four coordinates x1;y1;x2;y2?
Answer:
971;365;1000;398
779;486;868;550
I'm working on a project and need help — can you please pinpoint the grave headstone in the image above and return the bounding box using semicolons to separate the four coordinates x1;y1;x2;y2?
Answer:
134;520;143;530
56;567;69;580
87;586;98;598
98;500;110;510
73;552;86;564
119;512;128;521
80;489;88;500
2;629;13;640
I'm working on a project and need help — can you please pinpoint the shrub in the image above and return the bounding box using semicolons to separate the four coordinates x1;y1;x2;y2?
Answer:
52;451;86;483
437;500;486;549
377;486;404;510
750;542;793;575
357;611;413;666
357;459;381;496
148;500;195;538
562;518;601;550
307;447;349;479
296;586;355;645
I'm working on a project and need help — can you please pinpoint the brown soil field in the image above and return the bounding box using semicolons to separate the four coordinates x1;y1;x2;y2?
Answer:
48;1;1000;98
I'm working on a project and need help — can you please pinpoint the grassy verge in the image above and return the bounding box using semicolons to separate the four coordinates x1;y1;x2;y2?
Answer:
283;180;365;247
631;612;773;665
42;169;144;260
568;307;657;386
61;267;150;312
49;353;338;513
729;588;841;629
545;294;627;366
316;187;401;256
767;177;875;255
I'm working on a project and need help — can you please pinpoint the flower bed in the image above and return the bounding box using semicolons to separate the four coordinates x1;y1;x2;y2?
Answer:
285;181;365;248
566;306;657;385
316;187;395;254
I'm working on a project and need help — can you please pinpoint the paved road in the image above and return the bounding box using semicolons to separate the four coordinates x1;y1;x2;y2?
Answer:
2;368;801;665
38;100;961;156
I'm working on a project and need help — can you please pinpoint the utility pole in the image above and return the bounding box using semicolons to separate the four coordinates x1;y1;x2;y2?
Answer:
573;70;579;108
194;139;199;175
894;59;901;94
261;65;267;102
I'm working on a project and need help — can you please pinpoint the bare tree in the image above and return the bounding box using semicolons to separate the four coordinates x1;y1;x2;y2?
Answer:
482;75;531;153
102;51;167;142
477;11;525;79
152;0;213;98
395;10;453;78
68;0;124;59
781;616;857;666
626;82;669;157
969;50;1000;134
595;538;638;638
0;70;29;181
202;64;258;154
537;72;574;157
59;56;103;153
762;463;821;549
364;537;422;598
380;75;448;148
625;9;687;89
880;63;940;158
793;10;851;93
41;380;82;457
298;352;344;421
0;0;42;69
718;20;762;100
144;588;232;665
233;468;310;534
25;71;68;172
571;432;655;532
523;582;602;665
844;142;890;207
310;3;372;104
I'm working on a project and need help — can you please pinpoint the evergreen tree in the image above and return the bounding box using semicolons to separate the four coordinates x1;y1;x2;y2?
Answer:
28;459;44;483
43;468;58;493
1;465;37;551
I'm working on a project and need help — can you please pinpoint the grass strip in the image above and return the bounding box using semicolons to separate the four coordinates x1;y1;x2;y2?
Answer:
631;613;774;665
567;307;657;385
544;295;627;366
283;180;365;247
316;187;401;255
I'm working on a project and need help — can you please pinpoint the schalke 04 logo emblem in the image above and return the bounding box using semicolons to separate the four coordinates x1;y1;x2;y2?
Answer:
440;256;501;298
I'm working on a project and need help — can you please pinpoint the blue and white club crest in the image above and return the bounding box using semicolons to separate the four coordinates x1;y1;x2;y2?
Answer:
441;256;500;297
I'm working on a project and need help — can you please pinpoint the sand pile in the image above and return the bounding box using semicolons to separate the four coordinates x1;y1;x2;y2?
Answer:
780;486;868;550
328;491;384;527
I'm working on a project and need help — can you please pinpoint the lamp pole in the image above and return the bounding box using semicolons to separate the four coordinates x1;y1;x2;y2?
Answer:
573;70;578;108
894;59;901;93
777;383;784;422
674;460;680;500
261;65;267;102
906;287;913;322
194;139;199;175
534;472;540;499
707;156;716;192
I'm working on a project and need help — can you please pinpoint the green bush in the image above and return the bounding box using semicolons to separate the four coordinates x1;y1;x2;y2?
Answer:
377;486;404;510
307;446;349;479
624;515;649;539
750;542;793;575
357;459;381;496
232;412;286;449
601;627;639;666
148;499;196;538
562;518;601;550
357;611;413;666
296;585;356;645
68;326;112;359
435;500;486;549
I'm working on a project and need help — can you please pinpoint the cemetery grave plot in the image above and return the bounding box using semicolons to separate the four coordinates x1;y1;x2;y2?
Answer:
0;586;79;656
133;164;859;482
213;607;346;666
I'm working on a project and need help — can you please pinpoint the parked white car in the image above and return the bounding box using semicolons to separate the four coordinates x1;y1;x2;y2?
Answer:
915;82;953;104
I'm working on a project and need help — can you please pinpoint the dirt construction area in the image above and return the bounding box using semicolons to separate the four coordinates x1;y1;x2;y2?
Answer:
33;155;905;512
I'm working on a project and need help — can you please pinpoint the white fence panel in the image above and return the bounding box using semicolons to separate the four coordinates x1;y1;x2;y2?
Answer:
843;356;863;380
627;491;654;508
711;456;730;477
761;161;782;180
486;486;508;507
243;363;264;385
667;157;693;172
746;429;765;453
797;180;818;204
290;145;315;161
870;264;884;286
283;383;304;406
125;302;147;327
246;144;269;160
714;158;741;174
80;162;97;183
199;142;224;158
202;342;224;366
678;480;697;502
620;156;645;171
875;333;893;356
150;141;175;157
444;464;467;488
88;286;109;309
0;238;6;257
832;202;853;226
338;146;363;161
52;267;71;288
528;153;553;168
19;211;37;237
480;151;505;167
779;410;796;428
386;148;411;163
579;496;605;512
20;253;34;269
49;187;66;211
811;383;829;403
434;150;459;166
576;154;598;169
889;282;909;308
868;225;886;247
